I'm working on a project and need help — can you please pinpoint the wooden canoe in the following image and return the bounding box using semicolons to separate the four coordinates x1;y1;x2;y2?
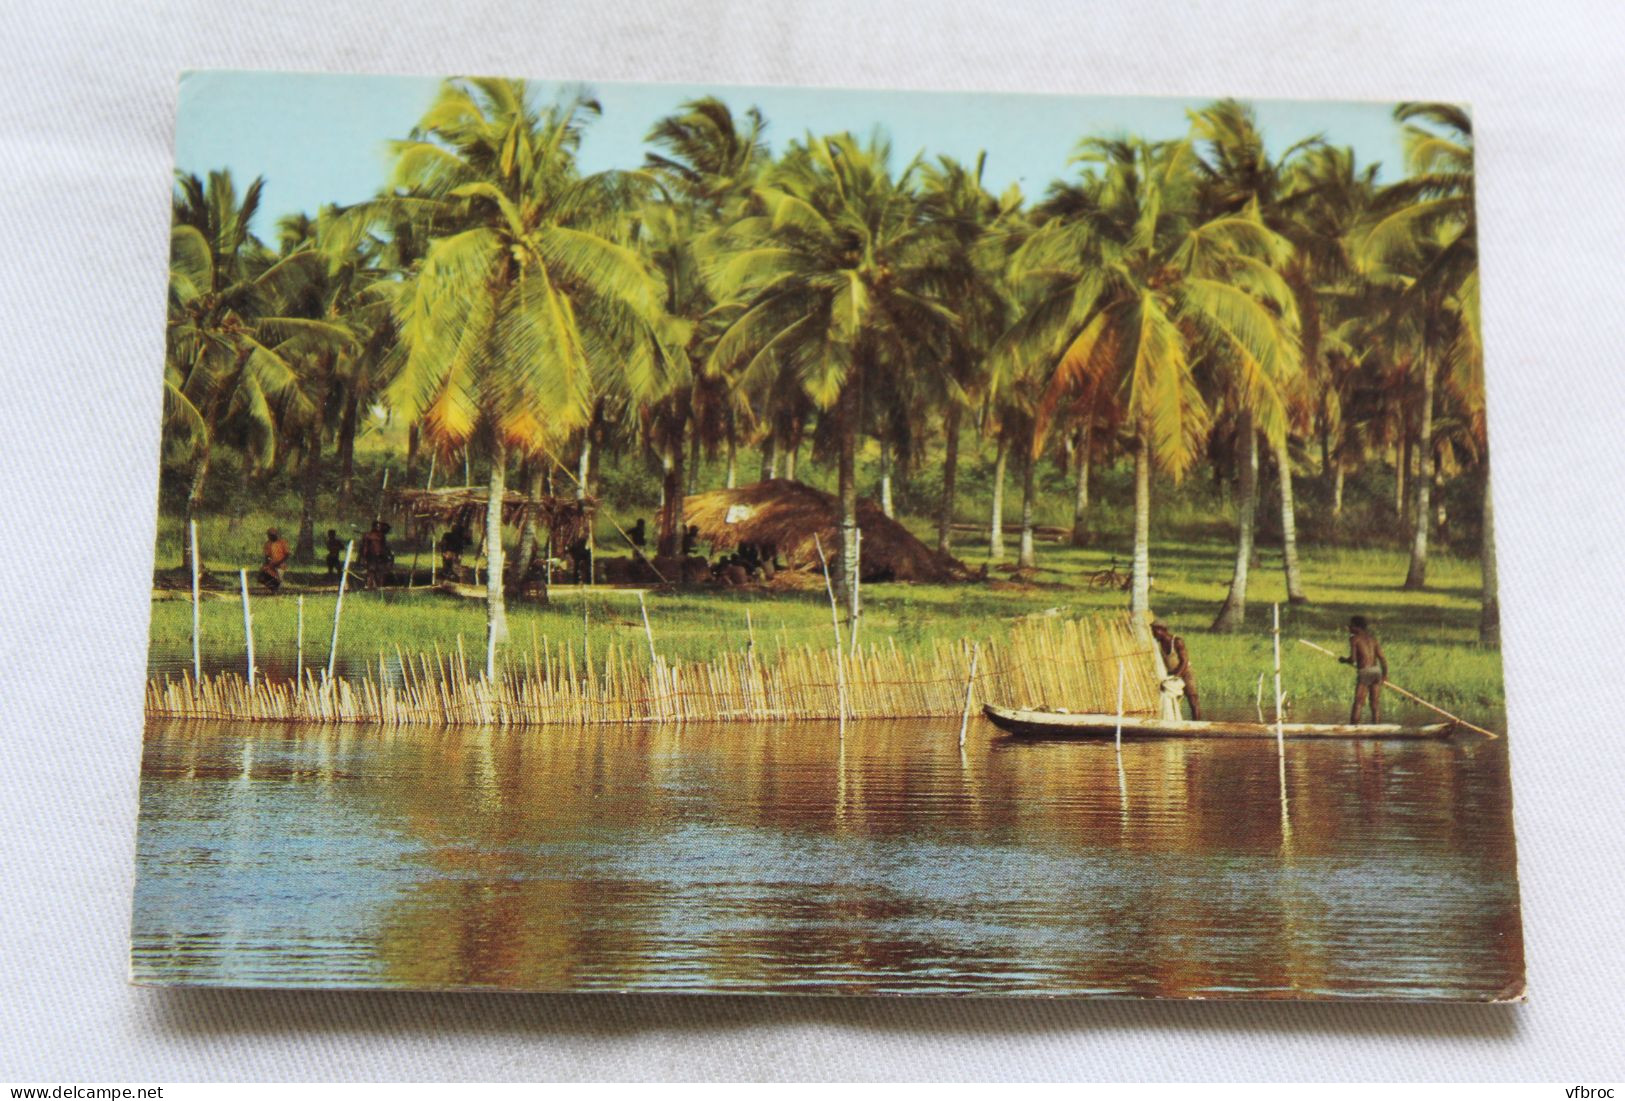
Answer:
982;703;1456;740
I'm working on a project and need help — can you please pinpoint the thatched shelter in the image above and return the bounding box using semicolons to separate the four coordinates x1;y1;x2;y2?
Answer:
388;487;594;550
682;479;968;582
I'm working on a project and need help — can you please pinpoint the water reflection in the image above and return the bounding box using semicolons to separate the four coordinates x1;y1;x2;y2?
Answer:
132;718;1524;998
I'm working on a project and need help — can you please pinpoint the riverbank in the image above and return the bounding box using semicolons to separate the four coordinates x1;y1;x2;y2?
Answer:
148;520;1503;725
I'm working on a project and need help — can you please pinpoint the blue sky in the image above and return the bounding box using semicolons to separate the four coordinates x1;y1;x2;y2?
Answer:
175;70;1413;234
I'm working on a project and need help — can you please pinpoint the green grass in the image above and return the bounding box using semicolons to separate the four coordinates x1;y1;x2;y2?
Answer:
149;502;1504;726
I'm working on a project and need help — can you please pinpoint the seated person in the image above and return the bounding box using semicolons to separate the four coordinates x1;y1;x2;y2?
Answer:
259;528;291;593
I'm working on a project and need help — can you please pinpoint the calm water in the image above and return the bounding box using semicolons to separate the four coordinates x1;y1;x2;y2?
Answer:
131;717;1524;998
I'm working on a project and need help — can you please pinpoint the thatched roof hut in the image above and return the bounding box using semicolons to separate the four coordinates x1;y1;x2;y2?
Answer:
682;479;968;582
387;487;594;549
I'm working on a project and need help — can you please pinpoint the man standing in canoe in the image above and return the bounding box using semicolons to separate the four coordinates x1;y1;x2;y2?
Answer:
1150;620;1201;720
1340;615;1389;724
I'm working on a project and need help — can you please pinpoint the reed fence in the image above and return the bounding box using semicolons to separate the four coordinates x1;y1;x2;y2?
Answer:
145;614;1161;728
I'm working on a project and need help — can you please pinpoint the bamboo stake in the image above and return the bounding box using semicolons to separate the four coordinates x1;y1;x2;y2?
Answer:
958;642;979;747
638;592;661;721
326;540;354;682
188;519;201;682
1296;638;1500;738
296;595;304;682
1272;604;1285;748
375;467;389;523
1115;659;1125;748
849;528;863;656
813;534;848;735
238;569;256;688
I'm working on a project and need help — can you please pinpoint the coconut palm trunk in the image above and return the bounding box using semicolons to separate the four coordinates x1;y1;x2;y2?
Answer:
878;439;895;518
1404;350;1435;589
835;376;861;621
1276;434;1308;603
724;411;737;489
485;435;509;647
1396;433;1409;521
181;450;210;569
335;386;359;509
1017;444;1038;569
513;459;543;591
659;400;689;557
1071;422;1091;547
936;402;960;555
1130;429;1152;624
988;437;1007;561
295;423;323;561
760;433;778;481
1479;459;1499;646
1212;411;1258;631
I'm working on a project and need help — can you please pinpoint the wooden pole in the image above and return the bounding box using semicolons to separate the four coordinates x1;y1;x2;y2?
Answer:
188;519;201;683
813;534;848;735
425;452;435;491
1272;603;1285;748
638;592;658;667
1115;658;1125;749
295;595;304;682
1296;638;1500;738
238;569;256;689
958;642;980;747
326;540;354;682
849;528;862;655
1115;659;1128;808
638;591;660;721
375;467;389;523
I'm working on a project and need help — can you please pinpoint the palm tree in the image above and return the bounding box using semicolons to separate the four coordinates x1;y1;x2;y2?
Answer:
1190;100;1330;609
918;156;1012;556
1003;137;1300;623
704;131;955;616
1354;103;1477;591
640;97;767;552
381;79;671;645
272;206;394;560
166;170;341;566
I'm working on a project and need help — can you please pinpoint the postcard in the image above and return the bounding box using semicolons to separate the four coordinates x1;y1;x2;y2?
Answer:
134;70;1522;998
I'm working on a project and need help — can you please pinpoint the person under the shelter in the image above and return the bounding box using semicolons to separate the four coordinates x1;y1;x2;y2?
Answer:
259;528;291;593
1339;615;1389;724
1150;620;1201;720
324;529;345;581
360;521;392;590
438;525;470;579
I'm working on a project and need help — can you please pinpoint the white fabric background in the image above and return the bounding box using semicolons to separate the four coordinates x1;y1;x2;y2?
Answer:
2;0;1623;1081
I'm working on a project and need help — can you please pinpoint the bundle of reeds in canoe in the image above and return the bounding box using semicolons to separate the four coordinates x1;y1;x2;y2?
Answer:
145;613;1161;729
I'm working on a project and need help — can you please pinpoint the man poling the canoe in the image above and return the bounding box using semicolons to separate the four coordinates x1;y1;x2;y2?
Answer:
1296;635;1500;739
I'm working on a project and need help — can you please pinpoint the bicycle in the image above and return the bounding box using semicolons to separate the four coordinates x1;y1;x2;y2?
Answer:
1088;557;1133;592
